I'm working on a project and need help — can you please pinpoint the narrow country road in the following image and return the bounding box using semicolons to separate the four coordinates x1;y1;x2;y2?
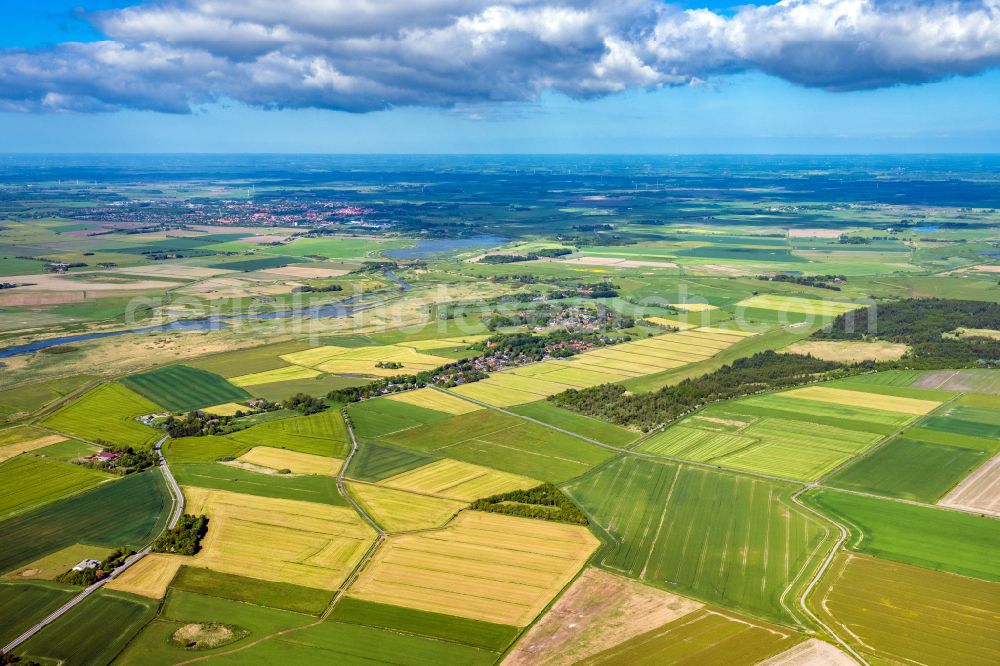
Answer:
2;435;182;656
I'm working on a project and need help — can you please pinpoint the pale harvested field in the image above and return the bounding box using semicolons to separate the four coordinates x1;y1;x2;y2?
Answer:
385;388;481;415
182;486;374;590
782;386;940;415
188;225;300;235
788;228;845;238
758;639;855;666
0;292;86;306
0;434;66;462
347;482;465;532
260;265;350;278
403;335;489;350
696;326;756;337
559;256;677;269
953;327;1000;340
242;235;294;244
115;265;235;279
201;402;248;417
349;511;598;625
968;264;1000;273
283;344;451;376
230;365;322;387
105;554;182;599
736;294;862;316
0;273;181;292
645;317;697;330
939;451;1000;517
785;340;909;363
669;303;718;312
380;459;538;501
504;568;703;666
177;277;293;299
238;446;343;475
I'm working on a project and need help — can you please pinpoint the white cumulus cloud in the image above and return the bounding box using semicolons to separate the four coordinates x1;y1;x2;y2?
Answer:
0;0;997;113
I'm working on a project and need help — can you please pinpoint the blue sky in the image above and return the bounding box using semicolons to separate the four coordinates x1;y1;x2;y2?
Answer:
0;0;997;153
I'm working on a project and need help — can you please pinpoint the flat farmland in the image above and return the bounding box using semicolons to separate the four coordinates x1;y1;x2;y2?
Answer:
0;456;111;518
0;582;77;648
230;364;322;387
735;294;862;316
803;488;1000;581
348;511;598;625
170;566;334;615
505;567;704;666
383;408;615;481
3;543;114;580
238;446;343;475
829;437;991;502
914;368;1000;394
182;485;375;590
41;382;160;446
114;588;315;666
121;365;249;411
0;469;170;574
0;432;67;463
568;458;833;624
385;387;482;415
283;343;452;376
19;590;158;666
379;458;538;501
812;553;1000;665
940;451;1000;516
348;397;448;438
347;482;464;532
509;401;638;447
347;441;435;482
578;608;801;666
171;462;346;505
229;408;350;457
638;414;882;481
105;553;182;599
780;385;941;415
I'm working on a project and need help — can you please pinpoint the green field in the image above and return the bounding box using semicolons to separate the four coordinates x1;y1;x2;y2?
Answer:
121;365;250;411
0;581;77;647
568;458;832;624
329;597;520;652
203;616;500;666
172;462;347;505
347;440;435;482
115;588;316;665
384;409;615;482
41;382;160;447
0;374;98;422
171;566;335;615
19;590;159;665
229;409;350;457
813;553;1000;666
0;469;170;574
186;341;314;378
804;488;1000;581
827;437;991;501
580;607;800;666
509;400;638;447
164;435;250;463
348;397;450;438
0;455;111;519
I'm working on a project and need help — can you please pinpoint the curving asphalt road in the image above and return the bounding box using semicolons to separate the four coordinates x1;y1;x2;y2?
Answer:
2;435;182;656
